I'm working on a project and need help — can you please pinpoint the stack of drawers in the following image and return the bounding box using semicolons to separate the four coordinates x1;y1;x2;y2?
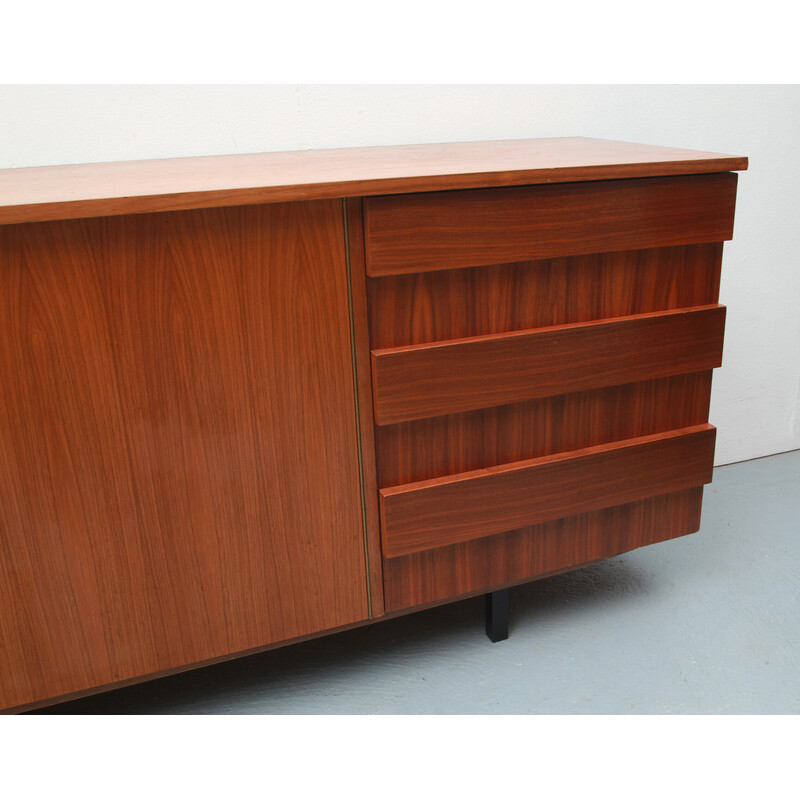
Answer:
361;174;738;611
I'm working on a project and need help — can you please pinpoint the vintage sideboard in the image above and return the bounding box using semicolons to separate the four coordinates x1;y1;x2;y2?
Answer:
0;138;747;712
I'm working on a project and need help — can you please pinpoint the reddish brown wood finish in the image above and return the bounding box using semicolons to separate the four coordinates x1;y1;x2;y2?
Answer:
382;488;705;611
363;174;738;276
367;243;723;349
10;486;705;710
380;425;716;558
344;198;384;617
371;305;726;425
360;163;735;608
0;137;746;712
0;138;746;226
375;372;713;487
0;201;369;712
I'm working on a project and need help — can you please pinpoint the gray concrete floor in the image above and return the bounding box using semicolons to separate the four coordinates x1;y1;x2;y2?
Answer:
33;449;800;714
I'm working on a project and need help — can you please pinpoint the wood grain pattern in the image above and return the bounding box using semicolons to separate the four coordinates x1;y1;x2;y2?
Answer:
0;136;744;711
0;201;369;712
344;198;384;617
371;305;726;425
363;174;738;276
0;138;747;226
367;243;723;349
380;425;715;558
375;372;713;487
382;488;704;610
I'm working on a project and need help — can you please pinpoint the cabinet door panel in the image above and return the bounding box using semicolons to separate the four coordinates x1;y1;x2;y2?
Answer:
0;201;368;711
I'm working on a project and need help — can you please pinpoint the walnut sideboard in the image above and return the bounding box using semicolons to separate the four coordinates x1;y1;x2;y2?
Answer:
0;138;747;712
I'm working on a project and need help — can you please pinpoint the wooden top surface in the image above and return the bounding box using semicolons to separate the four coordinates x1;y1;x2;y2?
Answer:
0;137;747;225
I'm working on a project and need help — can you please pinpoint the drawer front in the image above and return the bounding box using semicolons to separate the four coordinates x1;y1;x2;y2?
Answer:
364;173;738;276
371;304;725;425
359;175;734;609
380;425;716;558
383;488;706;610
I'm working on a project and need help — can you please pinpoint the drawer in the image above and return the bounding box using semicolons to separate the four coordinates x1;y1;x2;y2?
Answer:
383;487;705;611
380;424;716;558
364;173;738;276
371;304;726;425
366;243;724;350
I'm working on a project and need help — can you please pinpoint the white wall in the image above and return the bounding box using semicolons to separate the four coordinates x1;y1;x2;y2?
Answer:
2;84;798;466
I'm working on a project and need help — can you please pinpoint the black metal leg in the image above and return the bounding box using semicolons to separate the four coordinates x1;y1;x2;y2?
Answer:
485;589;509;642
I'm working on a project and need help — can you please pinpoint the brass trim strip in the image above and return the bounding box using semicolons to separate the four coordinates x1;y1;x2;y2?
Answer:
342;199;373;619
